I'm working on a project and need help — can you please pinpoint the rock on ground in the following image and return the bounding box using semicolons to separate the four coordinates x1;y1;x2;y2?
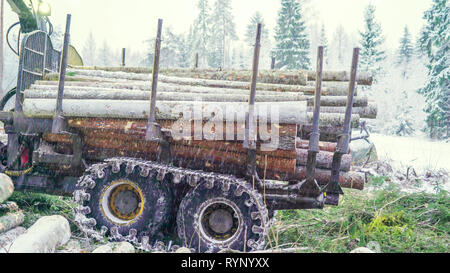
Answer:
175;247;192;253
92;245;113;253
0;227;26;249
8;215;71;253
0;174;14;204
112;242;135;253
350;247;375;253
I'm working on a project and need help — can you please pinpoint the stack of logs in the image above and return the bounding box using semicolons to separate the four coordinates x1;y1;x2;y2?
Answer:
20;67;375;190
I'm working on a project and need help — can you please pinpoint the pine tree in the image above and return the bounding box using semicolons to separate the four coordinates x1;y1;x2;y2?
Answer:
393;90;416;136
98;40;113;66
330;25;349;70
209;0;237;68
273;0;310;70
245;12;271;69
245;12;269;47
82;31;97;66
418;0;449;139
359;3;386;83
319;23;329;65
192;0;212;67
396;25;414;78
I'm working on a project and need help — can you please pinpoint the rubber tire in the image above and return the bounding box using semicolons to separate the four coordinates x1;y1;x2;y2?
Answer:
177;178;267;253
83;161;172;239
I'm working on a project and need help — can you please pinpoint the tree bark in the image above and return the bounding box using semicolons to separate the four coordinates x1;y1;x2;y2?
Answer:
0;211;24;234
307;96;368;107
296;148;352;171
307;103;377;119
25;88;307;102
306;70;373;85
23;99;308;124
293;167;365;190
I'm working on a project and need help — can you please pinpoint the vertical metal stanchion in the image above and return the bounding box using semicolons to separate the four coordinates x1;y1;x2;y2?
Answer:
245;23;262;177
121;48;126;67
145;19;163;141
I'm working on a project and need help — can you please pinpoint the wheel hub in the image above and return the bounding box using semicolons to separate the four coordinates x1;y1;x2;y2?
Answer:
100;180;145;225
199;200;241;242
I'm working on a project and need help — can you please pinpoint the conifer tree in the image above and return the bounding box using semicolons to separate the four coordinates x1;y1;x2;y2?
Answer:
418;0;449;139
209;0;237;68
319;24;329;65
82;31;97;66
192;0;212;67
359;3;386;82
396;25;414;78
273;0;310;70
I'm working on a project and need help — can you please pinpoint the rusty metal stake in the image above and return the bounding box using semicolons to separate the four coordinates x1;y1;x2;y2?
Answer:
121;48;126;67
245;23;262;177
301;46;324;197
326;48;360;205
51;14;71;133
194;53;199;69
145;19;163;141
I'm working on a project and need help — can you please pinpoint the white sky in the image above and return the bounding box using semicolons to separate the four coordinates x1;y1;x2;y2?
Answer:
7;0;434;54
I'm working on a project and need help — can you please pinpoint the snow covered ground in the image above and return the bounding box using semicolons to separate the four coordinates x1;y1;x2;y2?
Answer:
370;133;449;173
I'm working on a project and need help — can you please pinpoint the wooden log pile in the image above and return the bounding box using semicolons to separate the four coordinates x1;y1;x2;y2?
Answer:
21;67;371;190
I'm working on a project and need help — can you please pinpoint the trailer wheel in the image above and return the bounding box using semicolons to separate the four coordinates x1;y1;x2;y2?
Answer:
177;177;269;253
74;159;172;242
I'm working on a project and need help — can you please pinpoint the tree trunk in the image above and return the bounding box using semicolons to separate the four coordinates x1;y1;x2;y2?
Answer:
307;96;368;107
293;167;365;190
25;88;307;102
306;70;373;86
0;211;24;234
23;99;308;124
296;148;352;171
307;103;377;119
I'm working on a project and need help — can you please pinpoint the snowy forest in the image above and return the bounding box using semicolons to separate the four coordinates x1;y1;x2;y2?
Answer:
71;0;450;140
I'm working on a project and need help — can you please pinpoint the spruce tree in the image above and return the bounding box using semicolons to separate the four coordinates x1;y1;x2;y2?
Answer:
273;0;310;70
245;12;269;47
192;0;212;67
82;31;97;66
418;0;449;139
209;0;237;68
359;3;386;82
396;25;414;78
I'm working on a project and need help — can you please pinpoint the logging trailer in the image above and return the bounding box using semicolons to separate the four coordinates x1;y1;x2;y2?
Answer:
0;11;367;252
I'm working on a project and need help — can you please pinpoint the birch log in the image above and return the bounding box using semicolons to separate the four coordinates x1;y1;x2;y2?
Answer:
307;103;378;119
306;71;373;85
23;99;308;124
0;174;14;204
0;211;24;234
24;88;307;102
307;96;368;107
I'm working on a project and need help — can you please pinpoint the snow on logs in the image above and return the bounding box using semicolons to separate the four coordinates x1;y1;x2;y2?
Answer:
7;215;71;253
0;174;14;204
73;66;373;86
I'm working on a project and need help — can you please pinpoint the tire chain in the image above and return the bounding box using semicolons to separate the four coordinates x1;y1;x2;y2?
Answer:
73;157;270;252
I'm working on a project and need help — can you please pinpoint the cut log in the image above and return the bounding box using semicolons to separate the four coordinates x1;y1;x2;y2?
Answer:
307;103;378;119
0;227;26;249
25;88;307;102
298;124;347;142
33;81;314;97
293;167;365;190
8;215;71;253
306;70;373;85
306;113;360;128
0;211;24;234
308;81;359;96
296;148;352;171
307;96;368;107
0;173;14;204
23;99;308;124
296;139;343;153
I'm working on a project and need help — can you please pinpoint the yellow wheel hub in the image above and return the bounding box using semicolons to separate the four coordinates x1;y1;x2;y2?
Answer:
103;180;145;222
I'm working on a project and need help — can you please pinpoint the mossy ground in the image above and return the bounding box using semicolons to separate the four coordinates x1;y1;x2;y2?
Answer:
6;176;449;253
269;177;449;253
